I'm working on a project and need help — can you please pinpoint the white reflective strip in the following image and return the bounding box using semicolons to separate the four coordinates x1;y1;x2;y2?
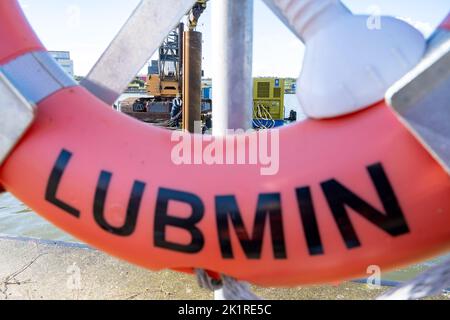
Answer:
0;51;76;104
0;72;35;166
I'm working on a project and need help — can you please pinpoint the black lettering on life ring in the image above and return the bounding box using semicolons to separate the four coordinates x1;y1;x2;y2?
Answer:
215;193;286;260
45;149;410;259
296;187;324;256
93;171;146;236
154;188;205;254
45;149;80;218
321;163;409;249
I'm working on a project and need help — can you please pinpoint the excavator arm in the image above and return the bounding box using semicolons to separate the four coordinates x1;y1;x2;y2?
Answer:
188;0;208;31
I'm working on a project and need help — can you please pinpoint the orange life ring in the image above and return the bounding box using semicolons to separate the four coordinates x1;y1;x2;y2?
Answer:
0;0;449;286
442;13;450;30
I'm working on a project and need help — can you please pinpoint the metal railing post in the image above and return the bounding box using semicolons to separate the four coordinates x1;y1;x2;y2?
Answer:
212;0;254;135
211;0;254;299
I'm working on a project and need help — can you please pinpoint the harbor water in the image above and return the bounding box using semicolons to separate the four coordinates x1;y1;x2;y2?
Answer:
0;192;73;241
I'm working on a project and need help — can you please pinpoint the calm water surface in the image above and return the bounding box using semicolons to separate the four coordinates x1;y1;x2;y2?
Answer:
0;192;74;241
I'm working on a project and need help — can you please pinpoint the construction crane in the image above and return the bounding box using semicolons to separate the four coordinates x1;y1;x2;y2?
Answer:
146;0;208;99
120;1;208;124
147;23;184;99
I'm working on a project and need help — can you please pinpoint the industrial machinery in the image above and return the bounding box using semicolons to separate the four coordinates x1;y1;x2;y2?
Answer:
121;1;209;126
284;78;297;94
145;0;208;100
147;23;184;99
146;0;208;100
120;24;184;123
125;76;147;93
253;78;286;128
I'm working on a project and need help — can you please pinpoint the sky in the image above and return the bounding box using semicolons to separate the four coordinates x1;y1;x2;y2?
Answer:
18;0;450;78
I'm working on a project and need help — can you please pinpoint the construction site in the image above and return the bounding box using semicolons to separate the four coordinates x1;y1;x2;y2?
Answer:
118;0;297;131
